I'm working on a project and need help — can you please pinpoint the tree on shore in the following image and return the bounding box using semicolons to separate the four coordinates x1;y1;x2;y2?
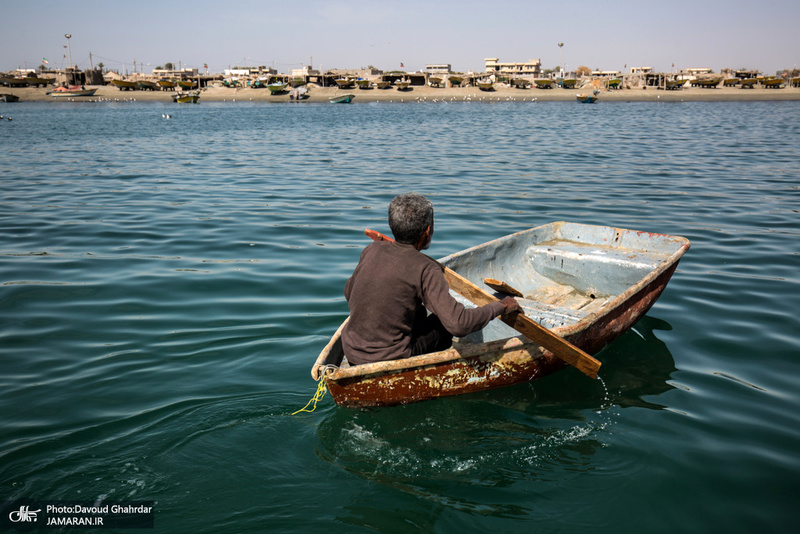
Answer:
576;65;591;76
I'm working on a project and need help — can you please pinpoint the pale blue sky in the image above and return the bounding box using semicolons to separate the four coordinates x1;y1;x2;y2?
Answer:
3;0;798;75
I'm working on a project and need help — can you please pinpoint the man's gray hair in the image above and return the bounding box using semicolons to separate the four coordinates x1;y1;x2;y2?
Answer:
388;193;434;244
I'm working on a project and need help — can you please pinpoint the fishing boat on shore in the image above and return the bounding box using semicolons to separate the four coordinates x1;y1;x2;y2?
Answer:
111;79;138;91
23;76;54;87
157;79;177;90
47;86;98;98
329;93;355;104
172;90;200;103
576;93;598;103
311;221;690;407
139;80;159;91
177;80;196;90
477;79;494;91
375;81;391;89
534;79;555;89
448;76;463;87
267;82;288;94
394;80;410;90
0;93;20;102
0;77;29;87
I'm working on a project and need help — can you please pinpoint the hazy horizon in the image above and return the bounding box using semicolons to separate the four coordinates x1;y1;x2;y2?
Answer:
3;0;798;76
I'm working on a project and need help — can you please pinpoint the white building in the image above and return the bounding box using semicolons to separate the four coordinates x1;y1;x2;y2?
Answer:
426;64;452;74
484;58;541;77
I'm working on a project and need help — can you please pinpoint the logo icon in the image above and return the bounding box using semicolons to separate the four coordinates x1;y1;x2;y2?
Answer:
9;505;41;523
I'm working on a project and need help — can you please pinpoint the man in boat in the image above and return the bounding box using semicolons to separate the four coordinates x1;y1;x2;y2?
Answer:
342;193;521;365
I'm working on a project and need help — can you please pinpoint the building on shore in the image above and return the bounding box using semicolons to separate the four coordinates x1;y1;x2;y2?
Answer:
426;64;452;74
484;58;542;79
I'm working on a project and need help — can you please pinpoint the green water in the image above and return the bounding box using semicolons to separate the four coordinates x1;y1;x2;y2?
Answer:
1;100;798;532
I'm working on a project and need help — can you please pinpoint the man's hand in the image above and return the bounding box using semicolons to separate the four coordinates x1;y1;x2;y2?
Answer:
500;296;522;318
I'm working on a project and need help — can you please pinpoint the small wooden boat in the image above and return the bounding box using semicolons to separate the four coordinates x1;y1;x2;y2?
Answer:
534;79;554;89
267;82;288;94
607;78;622;89
311;222;690;407
0;77;29;87
762;78;784;88
695;77;722;88
356;79;371;89
177;80;196;90
23;76;54;87
139;80;159;91
665;80;685;90
394;80;410;90
289;86;309;100
448;76;463;87
289;78;306;87
335;78;355;89
172;90;200;103
723;78;739;87
375;81;392;89
477;80;494;91
511;78;530;88
560;78;578;89
329;93;355;104
157;79;177;90
739;78;757;88
111;79;138;91
0;93;20;102
428;76;443;87
576;93;598;103
47;86;98;98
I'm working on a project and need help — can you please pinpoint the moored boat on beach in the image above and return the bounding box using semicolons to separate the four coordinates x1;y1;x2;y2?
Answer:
311;221;690;408
23;76;54;87
157;79;177;90
177;80;196;90
335;78;355;89
329;93;355;104
111;79;138;90
356;79;371;89
666;79;685;90
139;80;159;91
534;79;554;89
394;80;410;90
47;86;98;98
375;81;391;89
267;82;288;94
0;77;29;87
172;90;200;103
448;75;463;87
740;78;757;88
0;93;20;102
477;79;494;91
762;78;784;88
576;93;598;103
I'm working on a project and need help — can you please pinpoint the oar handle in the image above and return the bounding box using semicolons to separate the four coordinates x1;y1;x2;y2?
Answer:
364;228;601;379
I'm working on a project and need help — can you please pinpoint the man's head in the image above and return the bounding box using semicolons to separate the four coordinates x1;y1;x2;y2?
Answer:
388;193;434;247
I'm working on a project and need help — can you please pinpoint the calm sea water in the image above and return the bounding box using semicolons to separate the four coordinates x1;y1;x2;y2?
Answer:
1;99;798;533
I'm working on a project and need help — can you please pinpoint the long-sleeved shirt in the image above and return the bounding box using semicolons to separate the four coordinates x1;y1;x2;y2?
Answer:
342;240;505;365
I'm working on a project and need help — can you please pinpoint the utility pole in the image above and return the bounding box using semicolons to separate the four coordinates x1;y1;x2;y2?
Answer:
65;34;73;68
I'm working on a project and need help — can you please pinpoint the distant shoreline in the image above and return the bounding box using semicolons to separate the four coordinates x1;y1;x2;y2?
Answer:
4;84;800;103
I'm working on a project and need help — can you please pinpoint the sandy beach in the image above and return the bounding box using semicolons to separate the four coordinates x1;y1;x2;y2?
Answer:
3;83;800;103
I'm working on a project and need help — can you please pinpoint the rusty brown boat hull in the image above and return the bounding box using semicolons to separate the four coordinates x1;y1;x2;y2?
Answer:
313;221;690;408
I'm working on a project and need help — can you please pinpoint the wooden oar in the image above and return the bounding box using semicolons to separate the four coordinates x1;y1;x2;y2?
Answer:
364;229;601;379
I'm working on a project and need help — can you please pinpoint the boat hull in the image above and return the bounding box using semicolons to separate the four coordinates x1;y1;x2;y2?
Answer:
329;94;355;103
313;222;690;407
48;88;98;97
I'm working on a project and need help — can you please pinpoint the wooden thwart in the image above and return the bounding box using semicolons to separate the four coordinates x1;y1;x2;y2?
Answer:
484;278;524;297
364;229;601;379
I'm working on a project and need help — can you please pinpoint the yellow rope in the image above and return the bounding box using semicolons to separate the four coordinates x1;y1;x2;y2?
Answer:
292;377;328;415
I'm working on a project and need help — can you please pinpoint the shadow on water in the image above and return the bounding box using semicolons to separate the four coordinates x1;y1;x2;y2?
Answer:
313;315;678;524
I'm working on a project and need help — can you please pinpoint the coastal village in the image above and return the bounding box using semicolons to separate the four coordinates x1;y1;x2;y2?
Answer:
2;55;800;103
